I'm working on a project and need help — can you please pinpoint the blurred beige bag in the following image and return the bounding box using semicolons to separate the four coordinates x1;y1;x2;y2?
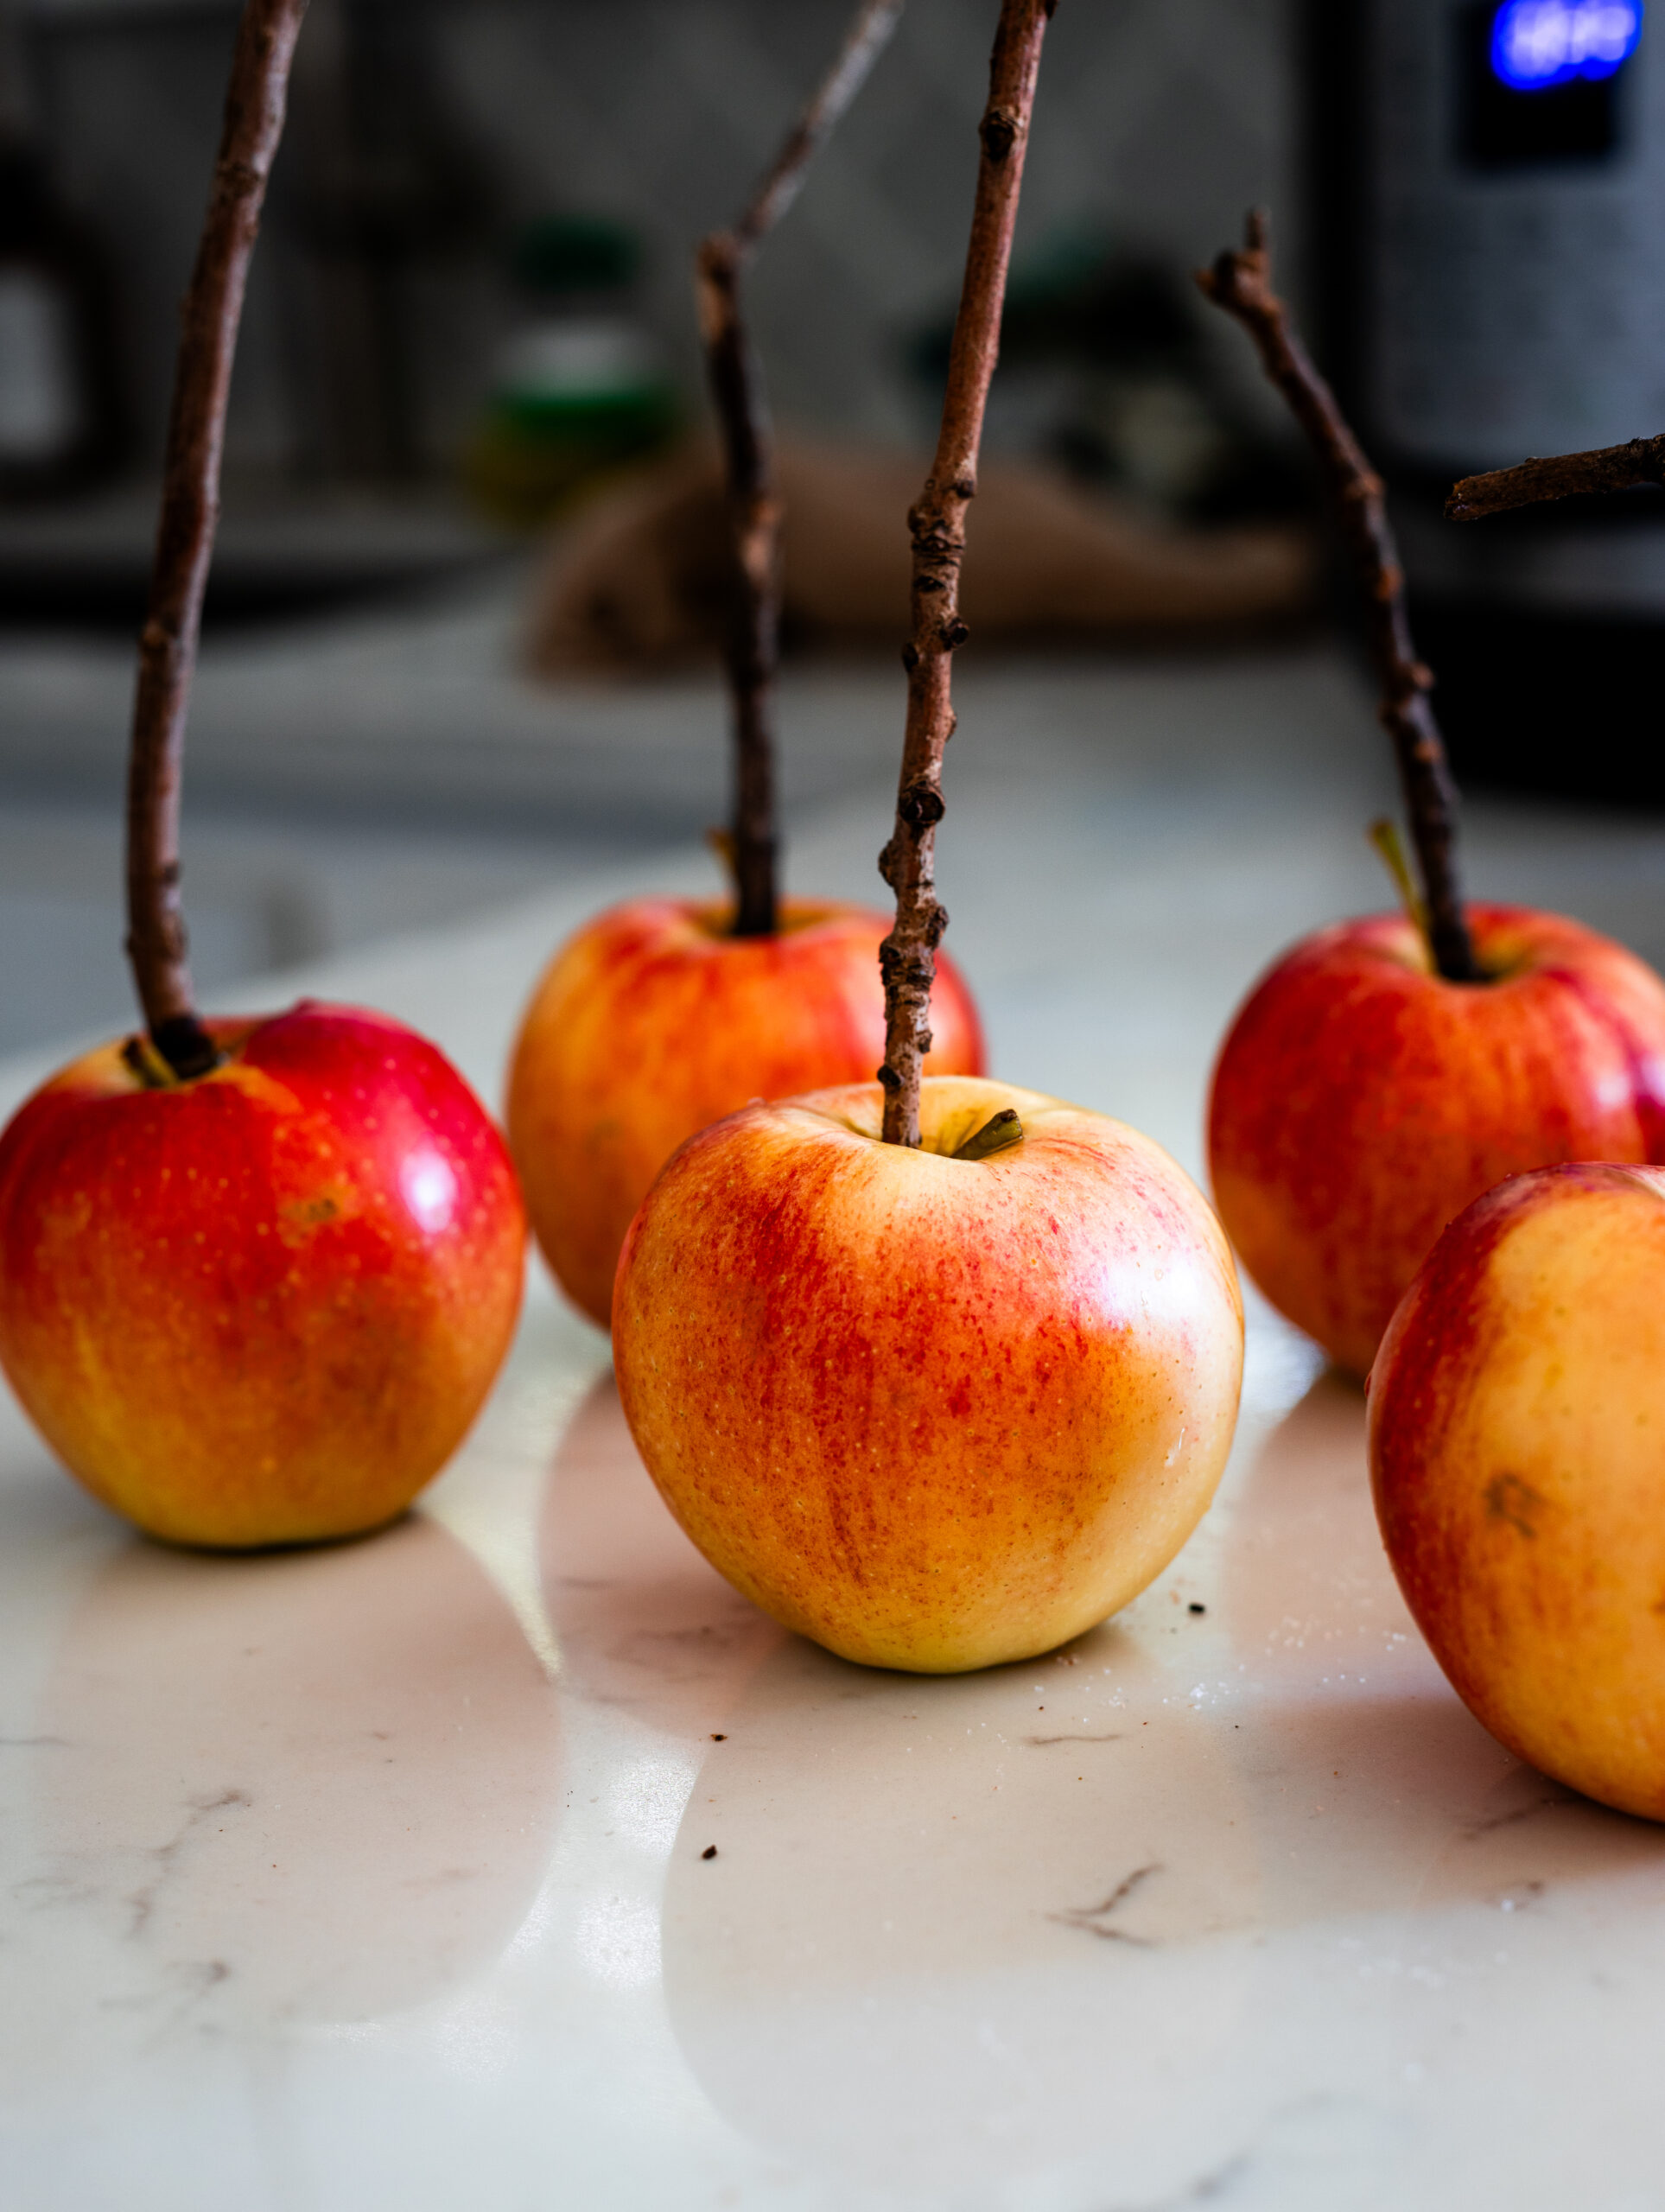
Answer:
527;442;1315;675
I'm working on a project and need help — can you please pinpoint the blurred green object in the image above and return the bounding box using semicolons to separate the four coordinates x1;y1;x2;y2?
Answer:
467;215;677;529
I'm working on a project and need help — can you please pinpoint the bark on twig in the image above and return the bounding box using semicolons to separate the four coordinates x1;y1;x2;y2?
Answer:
1447;435;1665;521
1197;211;1479;986
696;234;781;940
877;0;1054;1146
697;0;904;938
125;0;308;1078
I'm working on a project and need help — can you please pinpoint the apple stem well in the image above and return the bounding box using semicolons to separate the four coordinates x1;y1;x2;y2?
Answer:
1196;212;1481;988
697;0;906;941
876;0;1055;1147
124;0;308;1083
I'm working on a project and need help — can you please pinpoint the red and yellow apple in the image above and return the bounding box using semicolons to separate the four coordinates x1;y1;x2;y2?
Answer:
1369;1160;1665;1821
1209;902;1665;1376
613;1073;1243;1673
507;897;983;1327
0;1001;525;1548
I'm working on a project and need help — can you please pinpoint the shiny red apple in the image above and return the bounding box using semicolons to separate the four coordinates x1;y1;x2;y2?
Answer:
0;1001;525;1548
506;895;984;1327
613;1073;1244;1673
1370;1160;1665;1821
1209;901;1665;1376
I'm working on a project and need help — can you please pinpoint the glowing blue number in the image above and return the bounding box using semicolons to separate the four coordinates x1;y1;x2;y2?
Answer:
1491;0;1643;88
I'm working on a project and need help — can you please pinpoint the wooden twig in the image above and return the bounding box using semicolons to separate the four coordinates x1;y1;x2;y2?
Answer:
877;0;1054;1147
125;0;308;1079
1447;435;1665;521
1196;211;1479;986
731;0;905;251
697;0;904;938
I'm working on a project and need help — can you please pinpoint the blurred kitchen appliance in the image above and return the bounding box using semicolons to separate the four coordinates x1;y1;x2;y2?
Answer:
280;0;492;484
1305;0;1665;802
0;0;124;503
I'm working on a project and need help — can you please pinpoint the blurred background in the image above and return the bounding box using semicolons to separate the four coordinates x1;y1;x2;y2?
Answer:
4;0;1665;1063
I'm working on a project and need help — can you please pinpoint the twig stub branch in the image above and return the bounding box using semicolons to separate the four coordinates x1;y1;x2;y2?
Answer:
877;0;1054;1147
126;0;308;1077
698;0;904;938
1447;435;1665;521
1196;212;1478;986
732;0;905;251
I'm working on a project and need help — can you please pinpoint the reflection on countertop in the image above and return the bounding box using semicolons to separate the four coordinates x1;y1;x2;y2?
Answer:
28;1515;562;2033
3;1279;1662;2212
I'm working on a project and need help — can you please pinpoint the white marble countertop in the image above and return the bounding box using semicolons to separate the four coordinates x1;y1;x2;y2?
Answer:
3;654;1665;2211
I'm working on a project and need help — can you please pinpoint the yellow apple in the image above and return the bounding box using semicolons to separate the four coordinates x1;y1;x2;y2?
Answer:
1370;1161;1665;1820
613;1074;1243;1672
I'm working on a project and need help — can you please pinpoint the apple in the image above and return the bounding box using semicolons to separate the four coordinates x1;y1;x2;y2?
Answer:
506;896;984;1328
1209;901;1665;1377
1369;1160;1665;1821
0;1001;525;1549
612;1073;1243;1673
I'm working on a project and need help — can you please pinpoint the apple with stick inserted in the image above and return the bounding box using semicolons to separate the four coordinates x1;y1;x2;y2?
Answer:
0;0;525;1548
506;0;982;1332
1363;414;1665;1824
1195;214;1665;1380
610;0;1245;1675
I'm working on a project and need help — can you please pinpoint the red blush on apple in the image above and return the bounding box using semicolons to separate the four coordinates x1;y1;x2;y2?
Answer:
0;1004;524;1548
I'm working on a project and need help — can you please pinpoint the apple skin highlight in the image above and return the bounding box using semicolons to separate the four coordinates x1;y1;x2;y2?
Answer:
613;1074;1243;1674
1209;902;1665;1376
1369;1161;1665;1822
507;897;984;1328
0;1001;526;1549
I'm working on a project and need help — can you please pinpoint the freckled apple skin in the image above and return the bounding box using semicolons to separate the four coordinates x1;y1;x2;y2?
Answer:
0;1002;526;1549
1369;1163;1665;1821
506;898;984;1329
1209;904;1665;1377
613;1075;1243;1674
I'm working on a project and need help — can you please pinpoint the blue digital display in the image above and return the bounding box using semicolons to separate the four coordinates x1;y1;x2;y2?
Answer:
1491;1;1643;88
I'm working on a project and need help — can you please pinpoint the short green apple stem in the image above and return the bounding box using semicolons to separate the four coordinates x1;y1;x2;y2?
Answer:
878;0;1056;1145
119;1033;187;1091
698;0;905;940
1196;212;1481;988
124;0;308;1081
953;1108;1024;1161
1368;817;1433;958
